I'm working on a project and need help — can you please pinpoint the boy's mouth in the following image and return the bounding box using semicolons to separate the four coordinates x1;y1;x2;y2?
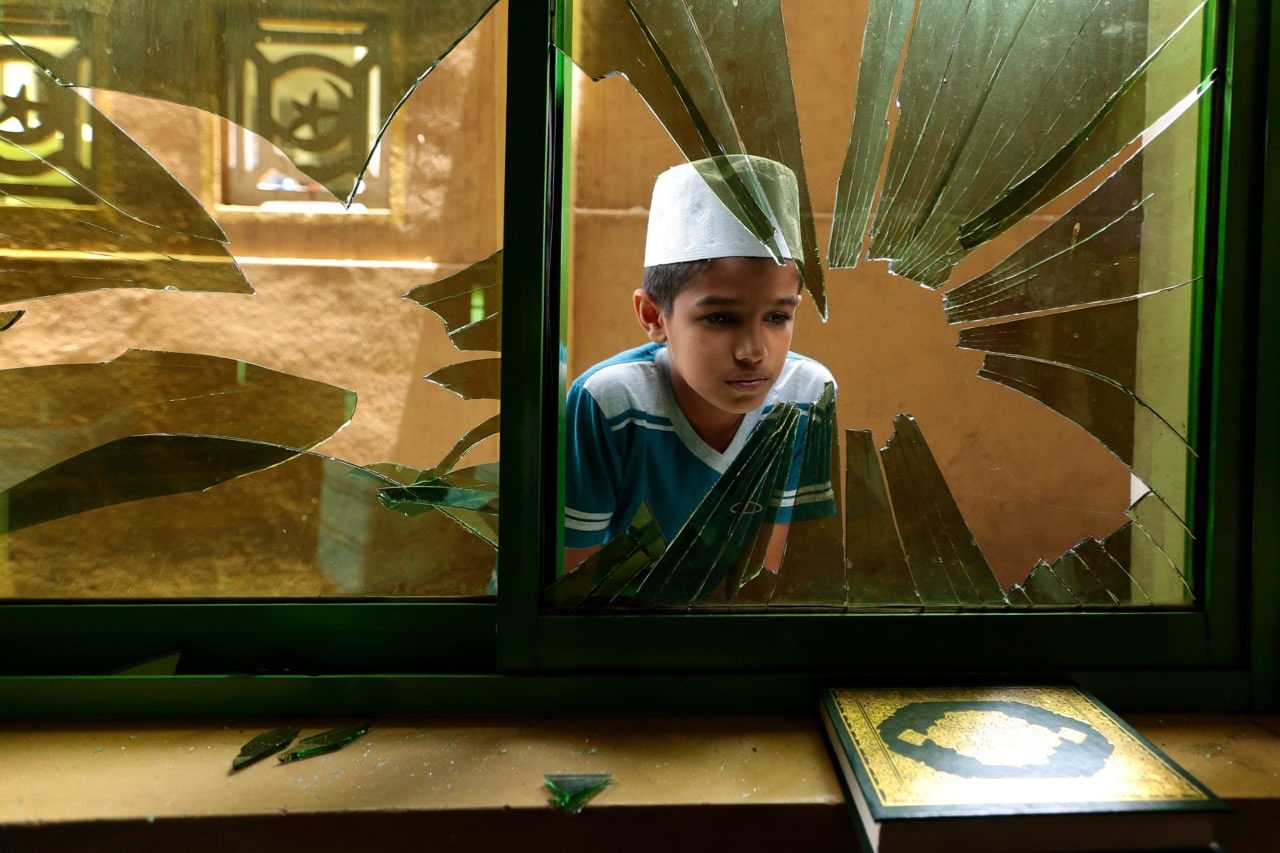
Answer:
726;376;768;392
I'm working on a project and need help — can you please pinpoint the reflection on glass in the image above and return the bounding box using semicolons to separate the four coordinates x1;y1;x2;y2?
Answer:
0;2;507;599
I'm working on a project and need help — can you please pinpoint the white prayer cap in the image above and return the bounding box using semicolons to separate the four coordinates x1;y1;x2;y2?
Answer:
644;155;801;267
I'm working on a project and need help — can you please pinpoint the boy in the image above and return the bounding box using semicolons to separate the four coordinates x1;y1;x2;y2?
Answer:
564;155;836;573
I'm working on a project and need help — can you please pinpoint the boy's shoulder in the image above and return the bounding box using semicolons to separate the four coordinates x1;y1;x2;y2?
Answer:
570;342;670;419
774;350;837;402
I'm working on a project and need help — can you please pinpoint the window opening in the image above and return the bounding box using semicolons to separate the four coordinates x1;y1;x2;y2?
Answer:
558;0;1209;611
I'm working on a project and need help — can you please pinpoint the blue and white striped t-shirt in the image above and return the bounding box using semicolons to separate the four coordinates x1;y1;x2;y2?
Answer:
564;342;836;549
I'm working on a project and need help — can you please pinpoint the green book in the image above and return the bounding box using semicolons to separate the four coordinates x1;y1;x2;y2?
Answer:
819;685;1225;852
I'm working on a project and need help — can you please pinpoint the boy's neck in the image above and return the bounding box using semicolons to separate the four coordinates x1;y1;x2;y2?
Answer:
667;368;745;453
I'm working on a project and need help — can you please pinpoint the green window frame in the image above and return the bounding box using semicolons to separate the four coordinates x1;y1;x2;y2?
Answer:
1;0;1276;717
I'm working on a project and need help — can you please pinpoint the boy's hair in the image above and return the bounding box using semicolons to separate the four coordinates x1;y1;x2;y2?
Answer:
641;259;713;314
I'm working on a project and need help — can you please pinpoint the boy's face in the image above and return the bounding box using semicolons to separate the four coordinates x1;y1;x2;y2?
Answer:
634;257;802;447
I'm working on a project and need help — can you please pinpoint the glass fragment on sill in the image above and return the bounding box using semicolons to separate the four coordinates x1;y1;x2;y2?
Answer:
0;350;355;492
563;0;827;317
3;445;497;598
544;773;612;814
424;357;501;401
880;414;1008;607
405;250;502;352
232;725;299;772
0;74;250;299
278;722;370;764
0;310;21;331
841;428;920;607
3;0;499;206
829;0;1205;287
945;90;1207;324
1011;560;1080;606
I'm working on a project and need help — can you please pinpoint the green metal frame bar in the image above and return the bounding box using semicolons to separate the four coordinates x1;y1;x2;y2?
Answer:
495;0;557;672
1252;0;1279;709
0;668;1250;719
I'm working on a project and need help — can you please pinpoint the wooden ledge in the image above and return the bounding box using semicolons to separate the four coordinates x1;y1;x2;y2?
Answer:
1;713;1277;851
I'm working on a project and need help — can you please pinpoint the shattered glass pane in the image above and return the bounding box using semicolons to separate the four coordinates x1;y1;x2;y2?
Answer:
562;1;1211;611
562;0;827;316
560;1;1208;612
1;2;507;599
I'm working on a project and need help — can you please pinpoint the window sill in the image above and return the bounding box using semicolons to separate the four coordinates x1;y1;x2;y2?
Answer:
1;713;1276;851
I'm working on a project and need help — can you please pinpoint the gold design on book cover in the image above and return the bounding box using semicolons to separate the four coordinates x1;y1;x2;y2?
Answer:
831;687;1209;808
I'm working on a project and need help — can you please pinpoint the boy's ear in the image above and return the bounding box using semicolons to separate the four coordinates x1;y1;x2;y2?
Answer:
633;288;668;343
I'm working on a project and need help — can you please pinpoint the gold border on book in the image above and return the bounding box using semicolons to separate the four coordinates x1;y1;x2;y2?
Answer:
831;686;1210;809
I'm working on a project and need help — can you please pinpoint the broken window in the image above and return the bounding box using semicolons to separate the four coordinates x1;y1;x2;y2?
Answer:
558;0;1210;611
0;1;506;599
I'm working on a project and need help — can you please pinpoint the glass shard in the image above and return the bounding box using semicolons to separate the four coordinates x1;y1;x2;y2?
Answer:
1012;560;1081;607
4;447;498;598
232;725;299;772
880;414;1007;606
0;310;21;331
0;83;249;299
419;414;500;481
976;354;1193;523
563;0;827;316
945;95;1207;323
0;350;355;492
832;0;1205;287
547;502;667;607
405;250;502;352
630;403;799;607
424;357;501;400
827;0;915;269
378;479;498;516
3;0;500;205
842;428;920;607
772;383;847;607
108;650;182;676
2;434;301;533
278;722;370;763
544;773;612;814
1126;491;1195;604
957;285;1193;439
960;9;1210;249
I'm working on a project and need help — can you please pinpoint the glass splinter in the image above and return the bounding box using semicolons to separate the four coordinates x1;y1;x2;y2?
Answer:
278;723;371;763
544;773;612;814
0;311;23;331
424;357;501;400
405;251;503;353
232;725;300;772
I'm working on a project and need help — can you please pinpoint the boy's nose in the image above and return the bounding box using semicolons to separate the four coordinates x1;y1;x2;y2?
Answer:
735;329;766;363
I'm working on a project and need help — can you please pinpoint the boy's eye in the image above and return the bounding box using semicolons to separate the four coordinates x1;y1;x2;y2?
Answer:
702;313;736;326
767;312;794;325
